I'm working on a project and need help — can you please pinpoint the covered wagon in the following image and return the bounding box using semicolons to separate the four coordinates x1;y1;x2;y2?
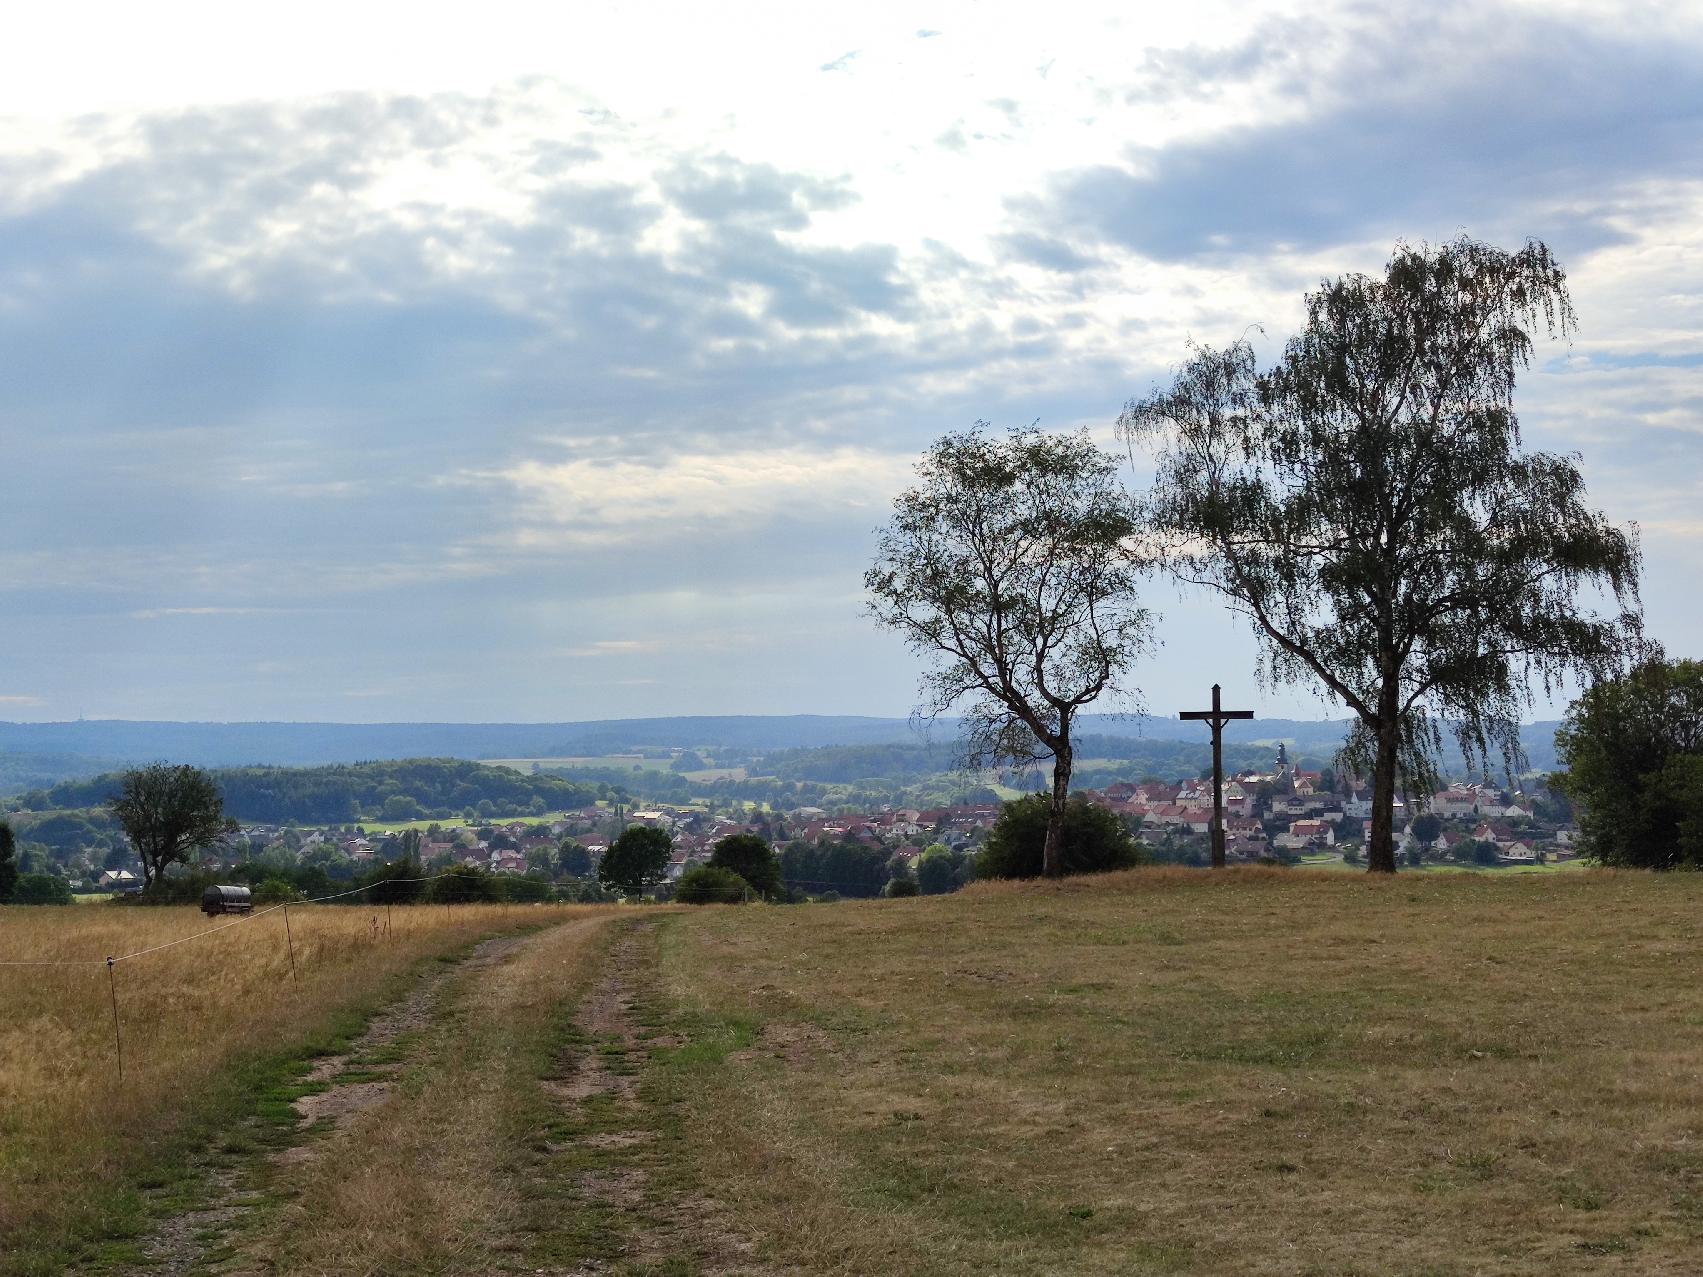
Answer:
200;884;254;916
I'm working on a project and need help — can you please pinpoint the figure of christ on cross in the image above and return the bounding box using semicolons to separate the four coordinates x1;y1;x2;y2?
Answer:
1179;684;1255;869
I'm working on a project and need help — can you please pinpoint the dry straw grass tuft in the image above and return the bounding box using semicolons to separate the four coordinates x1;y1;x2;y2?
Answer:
0;900;574;1257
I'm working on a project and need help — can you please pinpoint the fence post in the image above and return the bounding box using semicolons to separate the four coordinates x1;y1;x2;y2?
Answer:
282;903;299;985
106;957;124;1081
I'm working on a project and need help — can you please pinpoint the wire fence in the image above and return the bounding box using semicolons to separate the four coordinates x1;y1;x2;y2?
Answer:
1;869;917;1079
0;873;485;1080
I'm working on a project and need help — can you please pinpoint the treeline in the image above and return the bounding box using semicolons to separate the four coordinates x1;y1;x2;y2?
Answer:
765;743;965;784
17;759;601;824
777;839;896;899
0;752;129;796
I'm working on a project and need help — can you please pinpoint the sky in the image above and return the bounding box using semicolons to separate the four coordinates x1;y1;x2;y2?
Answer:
0;0;1699;725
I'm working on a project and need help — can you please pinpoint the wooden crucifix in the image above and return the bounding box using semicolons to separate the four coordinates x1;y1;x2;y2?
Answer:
1180;684;1255;869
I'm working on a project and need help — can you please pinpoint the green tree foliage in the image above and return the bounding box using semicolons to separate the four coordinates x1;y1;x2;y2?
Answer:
1470;840;1503;866
598;825;673;896
1410;813;1443;849
559;840;594;879
1122;237;1641;873
361;854;428;904
34;758;598;825
706;833;782;900
675;864;750;904
885;874;920;898
977;794;1146;880
915;844;960;895
252;877;299;905
12;872;72;905
778;838;890;898
0;821;17;902
504;874;554;903
110;763;230;890
867;425;1153;878
1555;655;1703;869
429;864;502;903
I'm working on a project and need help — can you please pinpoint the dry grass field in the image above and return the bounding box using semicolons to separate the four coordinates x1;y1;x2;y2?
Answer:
0;899;586;1269
653;868;1703;1275
9;873;1703;1275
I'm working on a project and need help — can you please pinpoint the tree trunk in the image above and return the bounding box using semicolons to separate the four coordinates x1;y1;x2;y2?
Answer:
1366;704;1401;874
1044;742;1073;878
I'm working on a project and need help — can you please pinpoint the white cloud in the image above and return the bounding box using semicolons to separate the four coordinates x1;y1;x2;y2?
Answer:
560;640;668;658
0;1;1698;721
467;445;913;548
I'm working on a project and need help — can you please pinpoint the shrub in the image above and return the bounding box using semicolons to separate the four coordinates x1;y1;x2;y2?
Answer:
252;878;299;905
885;876;920;898
428;865;502;903
136;868;223;905
500;874;553;903
360;858;428;905
977;793;1147;880
706;833;782;899
12;872;72;905
915;845;960;895
675;865;751;905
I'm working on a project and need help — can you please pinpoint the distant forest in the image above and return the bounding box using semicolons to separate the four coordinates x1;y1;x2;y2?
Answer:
16;759;601;825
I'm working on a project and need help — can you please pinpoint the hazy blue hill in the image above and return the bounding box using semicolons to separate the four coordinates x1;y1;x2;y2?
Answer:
0;713;1561;790
0;716;931;768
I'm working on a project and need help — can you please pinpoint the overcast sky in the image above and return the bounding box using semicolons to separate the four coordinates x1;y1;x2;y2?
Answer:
0;1;1698;725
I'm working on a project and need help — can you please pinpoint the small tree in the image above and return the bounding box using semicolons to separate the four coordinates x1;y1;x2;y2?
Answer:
110;764;230;890
866;425;1152;878
429;864;499;903
0;821;17;903
915;844;959;895
706;833;782;899
1410;812;1443;853
598;825;672;897
978;793;1146;880
1555;654;1703;869
13;872;72;905
361;855;428;905
559;840;594;879
1122;237;1641;873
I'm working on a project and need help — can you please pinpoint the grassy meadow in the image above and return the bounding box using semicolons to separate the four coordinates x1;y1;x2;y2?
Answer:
653;868;1703;1275
0;899;598;1269
486;755;751;782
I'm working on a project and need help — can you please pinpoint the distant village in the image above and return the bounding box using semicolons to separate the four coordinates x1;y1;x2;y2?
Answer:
85;741;1576;895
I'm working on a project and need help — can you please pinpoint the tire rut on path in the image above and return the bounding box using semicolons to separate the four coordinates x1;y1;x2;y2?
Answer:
92;932;527;1277
543;924;779;1277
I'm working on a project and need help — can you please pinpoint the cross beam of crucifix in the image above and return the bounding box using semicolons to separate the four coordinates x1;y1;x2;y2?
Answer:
1180;684;1255;870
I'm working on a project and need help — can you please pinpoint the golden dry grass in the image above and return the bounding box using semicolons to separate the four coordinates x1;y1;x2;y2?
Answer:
656;868;1703;1276
0;899;587;1260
